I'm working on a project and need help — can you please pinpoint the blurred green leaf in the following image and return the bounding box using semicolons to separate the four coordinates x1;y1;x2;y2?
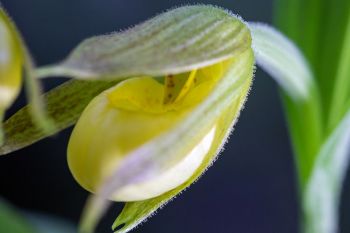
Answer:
274;1;350;233
35;5;250;80
304;109;350;233
0;80;117;155
0;198;78;233
250;22;323;185
328;15;350;130
317;0;350;128
0;199;36;233
26;213;76;233
275;0;350;133
274;0;326;85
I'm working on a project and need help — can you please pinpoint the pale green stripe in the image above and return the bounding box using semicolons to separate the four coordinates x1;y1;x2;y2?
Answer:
37;6;248;80
328;14;350;130
304;109;350;233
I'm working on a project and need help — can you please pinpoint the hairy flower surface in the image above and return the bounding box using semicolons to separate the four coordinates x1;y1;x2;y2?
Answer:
67;56;252;201
0;4;318;233
59;6;257;232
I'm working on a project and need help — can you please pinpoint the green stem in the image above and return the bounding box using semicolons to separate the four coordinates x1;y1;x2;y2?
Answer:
274;1;325;232
281;84;323;189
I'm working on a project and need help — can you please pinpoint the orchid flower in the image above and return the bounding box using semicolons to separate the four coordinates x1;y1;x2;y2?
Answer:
1;4;341;233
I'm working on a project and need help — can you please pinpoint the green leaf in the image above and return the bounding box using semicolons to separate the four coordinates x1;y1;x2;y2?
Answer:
317;0;350;128
35;5;250;80
303;108;350;233
328;15;350;130
249;22;313;101
0;80;117;155
79;49;254;233
275;0;350;132
274;0;301;44
274;1;350;233
274;0;326;99
0;199;36;233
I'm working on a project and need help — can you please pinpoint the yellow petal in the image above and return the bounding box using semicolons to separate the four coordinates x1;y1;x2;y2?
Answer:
0;9;23;144
67;59;235;201
0;10;22;117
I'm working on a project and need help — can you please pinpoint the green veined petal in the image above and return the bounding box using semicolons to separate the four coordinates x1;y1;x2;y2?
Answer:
0;80;118;155
35;5;250;80
2;4;250;155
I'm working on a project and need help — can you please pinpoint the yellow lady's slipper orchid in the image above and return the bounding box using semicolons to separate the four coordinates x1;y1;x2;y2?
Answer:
0;4;321;233
68;47;253;201
0;5;256;232
0;9;22;141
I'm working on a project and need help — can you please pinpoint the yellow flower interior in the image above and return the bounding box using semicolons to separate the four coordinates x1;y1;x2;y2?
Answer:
107;58;234;113
67;58;235;201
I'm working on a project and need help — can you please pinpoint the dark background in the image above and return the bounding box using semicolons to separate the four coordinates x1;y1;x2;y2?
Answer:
0;1;349;233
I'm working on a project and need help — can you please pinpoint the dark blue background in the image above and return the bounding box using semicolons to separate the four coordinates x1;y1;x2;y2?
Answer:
0;1;349;233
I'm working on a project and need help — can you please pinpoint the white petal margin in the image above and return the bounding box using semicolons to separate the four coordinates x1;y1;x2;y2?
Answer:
249;22;313;100
304;109;350;233
113;126;216;201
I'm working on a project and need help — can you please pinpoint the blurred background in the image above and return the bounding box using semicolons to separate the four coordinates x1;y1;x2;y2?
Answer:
0;1;349;233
